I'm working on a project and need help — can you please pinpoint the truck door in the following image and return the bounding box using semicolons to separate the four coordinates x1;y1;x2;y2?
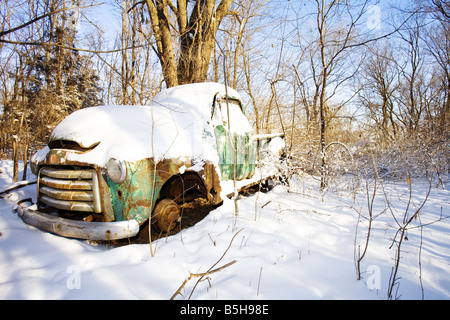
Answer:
211;96;256;181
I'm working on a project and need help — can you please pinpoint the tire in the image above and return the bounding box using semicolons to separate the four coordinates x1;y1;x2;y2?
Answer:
152;199;180;233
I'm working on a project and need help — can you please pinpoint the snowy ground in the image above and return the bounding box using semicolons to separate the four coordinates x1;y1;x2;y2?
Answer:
0;160;448;300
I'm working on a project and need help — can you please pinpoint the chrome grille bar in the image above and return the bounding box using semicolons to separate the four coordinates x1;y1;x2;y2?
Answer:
38;167;101;213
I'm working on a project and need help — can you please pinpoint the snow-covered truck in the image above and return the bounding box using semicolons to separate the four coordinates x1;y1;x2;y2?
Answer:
18;83;284;240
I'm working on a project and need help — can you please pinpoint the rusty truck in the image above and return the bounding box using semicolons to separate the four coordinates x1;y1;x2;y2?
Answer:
17;83;285;240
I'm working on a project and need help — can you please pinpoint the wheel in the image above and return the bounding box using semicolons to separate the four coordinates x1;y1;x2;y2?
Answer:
152;199;181;233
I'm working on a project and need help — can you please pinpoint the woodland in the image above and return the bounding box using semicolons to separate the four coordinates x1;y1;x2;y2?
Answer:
0;0;448;189
0;0;449;301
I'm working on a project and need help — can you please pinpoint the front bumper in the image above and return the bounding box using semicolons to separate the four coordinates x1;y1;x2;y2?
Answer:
16;200;139;240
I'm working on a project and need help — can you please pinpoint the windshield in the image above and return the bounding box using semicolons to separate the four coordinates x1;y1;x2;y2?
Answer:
212;99;250;134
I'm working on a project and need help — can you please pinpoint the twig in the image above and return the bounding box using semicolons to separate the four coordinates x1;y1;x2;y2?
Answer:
0;180;37;198
418;214;425;300
170;228;243;300
170;260;237;300
386;177;432;299
257;267;263;296
261;200;271;208
356;167;377;280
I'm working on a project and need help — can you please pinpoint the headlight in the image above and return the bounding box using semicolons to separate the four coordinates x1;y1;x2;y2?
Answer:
107;158;126;184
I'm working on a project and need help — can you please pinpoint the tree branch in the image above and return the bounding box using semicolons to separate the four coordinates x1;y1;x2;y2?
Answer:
170;260;237;300
0;4;98;38
170;228;243;300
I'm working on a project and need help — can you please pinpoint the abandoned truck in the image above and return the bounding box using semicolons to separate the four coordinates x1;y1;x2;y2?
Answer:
18;82;285;240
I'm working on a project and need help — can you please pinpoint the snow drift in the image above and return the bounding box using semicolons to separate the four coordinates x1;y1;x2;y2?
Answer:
0;161;449;300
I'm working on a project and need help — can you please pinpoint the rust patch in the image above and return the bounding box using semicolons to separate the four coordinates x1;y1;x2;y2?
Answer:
134;199;153;208
203;161;222;205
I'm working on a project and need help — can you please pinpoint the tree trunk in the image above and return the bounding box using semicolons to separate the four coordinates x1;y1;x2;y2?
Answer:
317;0;328;190
145;0;232;87
12;137;18;183
145;0;179;88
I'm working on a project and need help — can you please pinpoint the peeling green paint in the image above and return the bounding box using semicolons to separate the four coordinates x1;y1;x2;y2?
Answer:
106;159;163;225
214;125;256;181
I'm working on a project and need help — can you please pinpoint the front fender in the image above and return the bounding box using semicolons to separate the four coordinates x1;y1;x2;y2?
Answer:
107;159;163;225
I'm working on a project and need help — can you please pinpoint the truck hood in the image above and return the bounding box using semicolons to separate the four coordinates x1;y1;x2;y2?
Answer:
39;104;214;167
34;83;242;167
49;105;153;150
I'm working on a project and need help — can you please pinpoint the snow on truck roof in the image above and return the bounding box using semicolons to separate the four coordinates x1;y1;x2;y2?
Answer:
33;83;245;167
152;82;241;110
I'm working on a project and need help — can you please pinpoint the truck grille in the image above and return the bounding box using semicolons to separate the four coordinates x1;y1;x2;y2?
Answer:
38;167;102;213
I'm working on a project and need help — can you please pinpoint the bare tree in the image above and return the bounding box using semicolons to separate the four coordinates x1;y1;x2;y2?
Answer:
144;0;233;87
359;43;399;142
424;0;450;135
294;0;413;189
116;0;160;105
0;0;103;174
311;0;372;189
